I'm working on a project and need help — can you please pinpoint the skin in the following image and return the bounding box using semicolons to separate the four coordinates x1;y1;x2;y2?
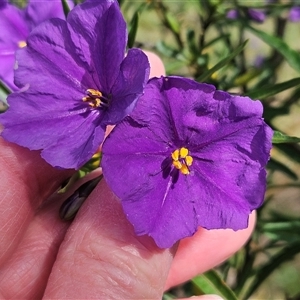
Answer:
0;52;255;299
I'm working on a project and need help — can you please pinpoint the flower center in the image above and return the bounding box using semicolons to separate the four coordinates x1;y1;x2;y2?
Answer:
18;40;27;48
82;89;109;109
171;147;193;175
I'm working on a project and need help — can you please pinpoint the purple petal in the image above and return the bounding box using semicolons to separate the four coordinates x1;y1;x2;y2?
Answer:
67;0;126;92
1;19;103;169
130;77;198;144
0;0;8;9
0;4;28;45
289;6;300;22
0;53;15;91
14;18;93;91
0;4;28;90
137;76;218;145
25;0;73;29
1;92;104;169
103;48;150;125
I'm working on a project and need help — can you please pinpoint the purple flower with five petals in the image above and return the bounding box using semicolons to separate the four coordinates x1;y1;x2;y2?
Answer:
102;76;273;248
0;0;150;169
0;0;74;91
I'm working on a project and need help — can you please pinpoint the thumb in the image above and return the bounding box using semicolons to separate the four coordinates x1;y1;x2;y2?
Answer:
44;178;176;299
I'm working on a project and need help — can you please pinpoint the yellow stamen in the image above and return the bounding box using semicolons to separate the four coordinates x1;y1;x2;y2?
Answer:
82;89;103;108
185;155;193;166
171;147;193;175
180;165;190;175
173;160;182;170
18;40;27;48
171;149;179;161
179;147;188;158
87;89;103;97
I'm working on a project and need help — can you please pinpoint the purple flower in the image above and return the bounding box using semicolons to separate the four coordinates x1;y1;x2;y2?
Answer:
289;6;300;22
102;76;273;248
226;9;239;19
0;0;150;169
226;8;266;23
248;9;266;23
0;0;73;91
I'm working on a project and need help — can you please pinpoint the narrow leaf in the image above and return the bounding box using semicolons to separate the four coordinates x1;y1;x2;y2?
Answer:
197;40;248;82
247;25;300;73
267;158;298;180
61;0;70;17
274;143;300;164
204;34;230;49
192;270;238;300
165;12;180;34
261;221;300;231
246;77;300;100
243;241;300;299
0;79;10;96
272;131;300;144
127;11;139;49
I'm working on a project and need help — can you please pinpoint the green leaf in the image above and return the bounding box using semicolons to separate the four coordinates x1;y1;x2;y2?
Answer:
265;231;300;244
269;210;300;222
127;11;139;49
274;143;300;164
247;25;300;73
261;221;300;232
246;77;300;100
165;12;180;34
272;131;300;144
0;79;10;96
192;270;238;300
0;80;10;110
61;0;71;17
156;41;178;58
263;105;289;121
267;158;298;180
162;293;176;300
186;29;198;56
204;34;230;49
242;241;300;299
197;40;248;82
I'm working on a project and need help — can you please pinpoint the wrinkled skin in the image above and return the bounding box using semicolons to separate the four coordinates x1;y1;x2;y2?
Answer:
0;52;255;299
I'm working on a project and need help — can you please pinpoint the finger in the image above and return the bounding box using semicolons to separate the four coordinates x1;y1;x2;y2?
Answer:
165;212;256;289
44;179;176;299
0;171;98;299
179;296;224;300
0;138;72;265
144;51;166;78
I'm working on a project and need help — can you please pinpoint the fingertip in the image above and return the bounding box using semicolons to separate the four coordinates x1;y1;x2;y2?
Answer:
166;212;256;289
144;50;166;77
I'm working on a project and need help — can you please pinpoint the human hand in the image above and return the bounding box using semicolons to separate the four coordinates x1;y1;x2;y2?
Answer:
0;52;255;300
